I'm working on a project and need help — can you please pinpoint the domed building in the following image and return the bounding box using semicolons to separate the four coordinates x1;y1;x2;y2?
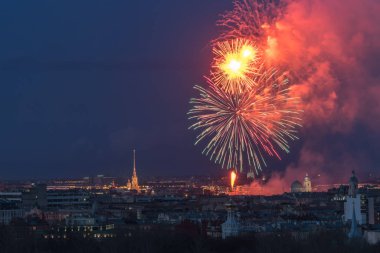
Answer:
291;180;303;193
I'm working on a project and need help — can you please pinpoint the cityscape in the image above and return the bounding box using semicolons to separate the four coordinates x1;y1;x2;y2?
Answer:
1;0;380;252
0;151;380;252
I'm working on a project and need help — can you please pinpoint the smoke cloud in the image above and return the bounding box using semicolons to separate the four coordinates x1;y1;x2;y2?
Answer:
230;0;380;192
264;0;380;185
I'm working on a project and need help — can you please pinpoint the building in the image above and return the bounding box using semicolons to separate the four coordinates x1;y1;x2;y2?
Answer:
47;190;90;208
343;171;365;224
130;150;140;192
65;214;95;226
291;180;303;193
303;174;312;192
291;173;312;193
348;200;361;238
221;200;240;239
22;184;47;210
0;191;22;203
0;199;24;224
126;179;131;190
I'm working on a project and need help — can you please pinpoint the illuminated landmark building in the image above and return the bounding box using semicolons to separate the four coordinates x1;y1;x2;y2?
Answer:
130;149;140;192
291;173;312;193
303;173;312;192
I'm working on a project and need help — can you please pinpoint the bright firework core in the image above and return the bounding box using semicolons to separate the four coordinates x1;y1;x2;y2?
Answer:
212;39;258;94
220;45;255;79
228;59;241;73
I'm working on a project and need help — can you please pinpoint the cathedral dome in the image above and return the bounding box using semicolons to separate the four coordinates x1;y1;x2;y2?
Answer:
291;180;303;193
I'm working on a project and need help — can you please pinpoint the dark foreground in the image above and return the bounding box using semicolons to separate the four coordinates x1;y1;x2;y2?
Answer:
0;228;379;253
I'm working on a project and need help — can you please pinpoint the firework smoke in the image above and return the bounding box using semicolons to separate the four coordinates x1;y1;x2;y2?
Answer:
219;0;380;183
190;0;380;181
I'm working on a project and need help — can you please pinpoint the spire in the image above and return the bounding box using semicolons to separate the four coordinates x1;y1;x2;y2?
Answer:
133;149;136;169
133;149;137;176
348;200;361;238
131;149;140;192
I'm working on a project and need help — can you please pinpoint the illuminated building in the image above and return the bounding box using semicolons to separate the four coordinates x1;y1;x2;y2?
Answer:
131;149;140;192
303;173;312;192
290;173;312;193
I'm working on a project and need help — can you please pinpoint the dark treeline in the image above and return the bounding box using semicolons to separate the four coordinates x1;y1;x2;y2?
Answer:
0;226;379;253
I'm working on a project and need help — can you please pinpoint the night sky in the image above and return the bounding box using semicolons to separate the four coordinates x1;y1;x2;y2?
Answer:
1;0;379;181
0;1;234;179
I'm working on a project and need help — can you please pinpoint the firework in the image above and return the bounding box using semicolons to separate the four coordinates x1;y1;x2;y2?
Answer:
189;68;301;173
216;0;282;43
188;0;302;175
230;170;237;189
211;39;259;94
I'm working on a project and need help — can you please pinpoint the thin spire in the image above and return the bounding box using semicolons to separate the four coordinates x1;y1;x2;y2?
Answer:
133;149;136;170
131;149;140;192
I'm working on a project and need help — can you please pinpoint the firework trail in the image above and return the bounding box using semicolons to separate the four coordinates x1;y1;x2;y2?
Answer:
216;0;282;43
189;67;301;173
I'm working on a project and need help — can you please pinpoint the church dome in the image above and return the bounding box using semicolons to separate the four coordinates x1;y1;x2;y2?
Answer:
291;180;303;193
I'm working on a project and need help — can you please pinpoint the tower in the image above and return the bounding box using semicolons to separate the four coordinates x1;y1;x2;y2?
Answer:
303;173;312;192
221;200;240;239
348;170;358;198
348;201;361;238
131;149;140;192
344;170;363;224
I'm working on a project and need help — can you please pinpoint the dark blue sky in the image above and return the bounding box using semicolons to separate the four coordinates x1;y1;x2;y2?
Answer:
0;1;236;179
1;1;379;181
